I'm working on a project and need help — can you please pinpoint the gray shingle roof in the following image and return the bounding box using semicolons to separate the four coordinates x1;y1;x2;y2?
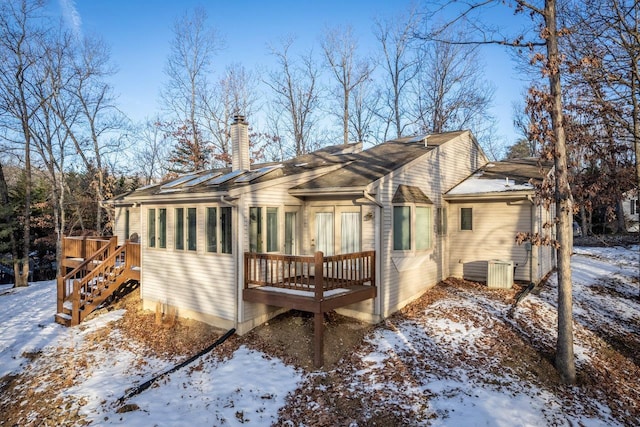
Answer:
113;130;468;201
291;131;467;191
392;185;433;204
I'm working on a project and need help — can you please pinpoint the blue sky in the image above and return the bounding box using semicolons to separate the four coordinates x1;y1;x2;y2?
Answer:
55;0;534;150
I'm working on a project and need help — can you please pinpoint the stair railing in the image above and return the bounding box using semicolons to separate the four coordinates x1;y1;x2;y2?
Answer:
56;236;117;314
69;243;128;325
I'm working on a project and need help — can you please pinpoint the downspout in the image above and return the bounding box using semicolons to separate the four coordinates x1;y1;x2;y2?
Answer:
219;194;240;331
365;190;383;320
220;195;236;206
527;195;535;284
235;202;243;333
364;190;383;207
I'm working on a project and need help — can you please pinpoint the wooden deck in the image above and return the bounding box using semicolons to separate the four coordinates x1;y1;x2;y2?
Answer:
56;236;140;326
243;251;376;367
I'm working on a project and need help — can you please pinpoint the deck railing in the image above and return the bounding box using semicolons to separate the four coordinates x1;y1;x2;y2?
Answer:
57;237;140;318
125;241;140;269
244;250;375;301
57;237;117;314
62;235;114;261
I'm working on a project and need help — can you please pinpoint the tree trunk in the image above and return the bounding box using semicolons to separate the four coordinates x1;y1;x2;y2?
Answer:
631;53;640;193
580;205;588;237
17;109;31;289
545;0;576;385
343;93;349;145
616;199;627;233
0;162;21;287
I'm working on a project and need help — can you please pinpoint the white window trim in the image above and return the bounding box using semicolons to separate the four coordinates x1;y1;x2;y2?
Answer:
205;205;234;256
392;203;434;254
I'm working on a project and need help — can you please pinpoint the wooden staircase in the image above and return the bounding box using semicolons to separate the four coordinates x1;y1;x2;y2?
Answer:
55;236;140;327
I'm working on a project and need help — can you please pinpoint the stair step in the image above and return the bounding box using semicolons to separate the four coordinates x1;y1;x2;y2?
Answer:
54;312;72;326
57;250;139;326
56;312;72;320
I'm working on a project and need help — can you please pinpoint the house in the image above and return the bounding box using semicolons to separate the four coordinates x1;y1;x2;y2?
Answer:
63;115;556;366
444;158;556;285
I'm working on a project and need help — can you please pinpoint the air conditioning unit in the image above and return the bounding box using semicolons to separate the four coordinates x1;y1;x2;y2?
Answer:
487;260;514;289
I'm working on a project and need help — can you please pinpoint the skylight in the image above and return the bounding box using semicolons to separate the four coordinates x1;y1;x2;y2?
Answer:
208;169;246;185
159;172;199;190
235;164;283;183
183;171;223;187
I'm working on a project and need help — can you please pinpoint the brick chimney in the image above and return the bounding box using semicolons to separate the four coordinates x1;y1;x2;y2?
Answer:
231;114;250;171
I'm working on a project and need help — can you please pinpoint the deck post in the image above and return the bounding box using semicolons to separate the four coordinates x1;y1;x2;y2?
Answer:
314;251;324;368
80;236;87;260
56;276;64;313
314;312;324;368
314;251;324;302
71;279;81;326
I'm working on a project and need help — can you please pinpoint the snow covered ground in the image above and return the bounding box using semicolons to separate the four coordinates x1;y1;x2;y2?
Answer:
1;244;638;426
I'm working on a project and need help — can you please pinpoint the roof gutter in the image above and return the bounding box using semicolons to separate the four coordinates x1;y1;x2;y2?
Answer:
220;195;238;206
363;190;383;207
444;190;533;202
288;186;365;197
112;192;232;205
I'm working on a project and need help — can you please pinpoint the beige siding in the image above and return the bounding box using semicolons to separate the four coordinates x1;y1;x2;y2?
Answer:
448;200;533;282
140;203;236;326
376;132;488;316
237;179;304;325
113;206;140;245
535;202;556;281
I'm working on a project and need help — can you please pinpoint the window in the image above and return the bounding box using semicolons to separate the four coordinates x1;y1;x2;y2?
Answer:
206;206;233;254
393;205;432;251
393;206;411;250
221;207;232;254
148;209;156;248
284;211;297;255
158;209;167;248
416;207;432;250
187;208;197;251
315;212;335;255
250;206;279;253
206;207;217;252
266;207;278;252
461;208;473;231
632;199;638;215
175;207;184;250
249;207;262;253
125;209;130;240
341;212;361;253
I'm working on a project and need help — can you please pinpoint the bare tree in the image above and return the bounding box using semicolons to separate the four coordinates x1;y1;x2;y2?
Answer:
373;8;421;139
201;62;260;166
565;0;639;216
512;98;539;156
54;35;125;235
0;0;50;287
414;31;495;135
265;37;321;157
161;6;224;172
428;0;576;384
134;116;171;184
30;26;76;276
349;77;381;145
0;161;19;277
321;25;373;145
